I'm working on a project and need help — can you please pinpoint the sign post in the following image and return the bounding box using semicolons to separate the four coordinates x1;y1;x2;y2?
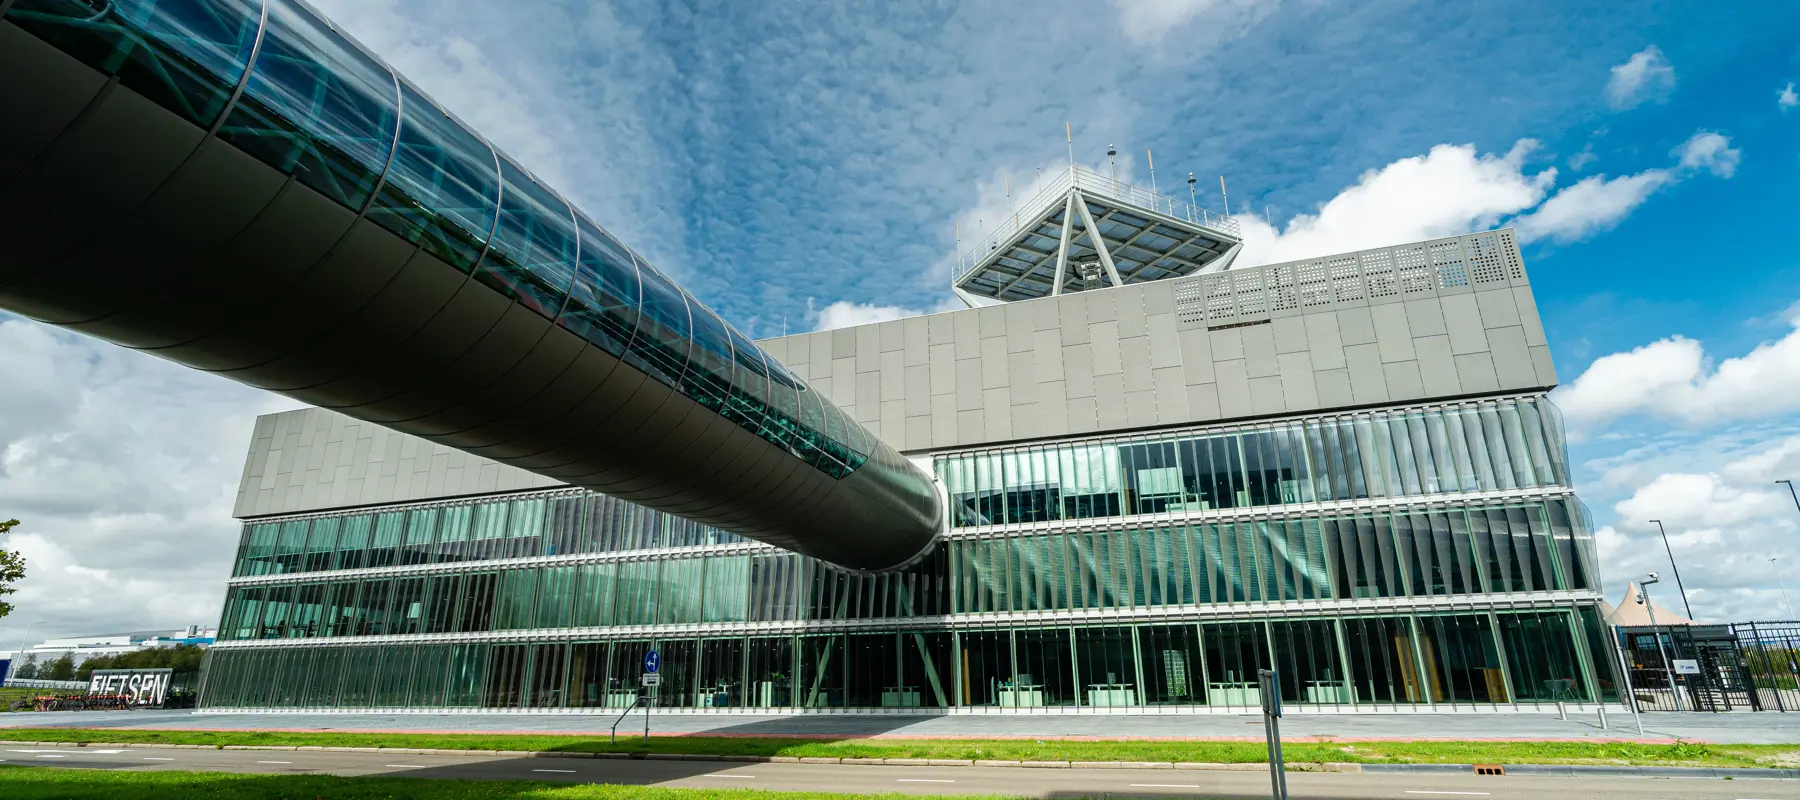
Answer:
642;649;660;744
1258;669;1288;800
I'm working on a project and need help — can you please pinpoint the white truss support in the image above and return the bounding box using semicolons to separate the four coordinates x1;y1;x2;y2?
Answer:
1072;190;1124;287
1050;191;1077;296
1198;241;1244;274
951;284;988;309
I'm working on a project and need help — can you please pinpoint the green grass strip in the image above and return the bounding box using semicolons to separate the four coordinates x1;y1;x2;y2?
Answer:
0;765;1007;800
1;728;1796;768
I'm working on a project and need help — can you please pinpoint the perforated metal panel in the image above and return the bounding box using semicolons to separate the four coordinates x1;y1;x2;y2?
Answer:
1170;229;1531;328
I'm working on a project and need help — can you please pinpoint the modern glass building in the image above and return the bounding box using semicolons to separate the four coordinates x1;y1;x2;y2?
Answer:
199;222;1616;713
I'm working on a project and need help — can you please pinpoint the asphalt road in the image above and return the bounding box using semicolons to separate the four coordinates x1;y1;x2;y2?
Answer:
2;745;1797;799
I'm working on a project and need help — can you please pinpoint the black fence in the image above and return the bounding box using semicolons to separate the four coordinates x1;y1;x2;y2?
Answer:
1614;621;1800;712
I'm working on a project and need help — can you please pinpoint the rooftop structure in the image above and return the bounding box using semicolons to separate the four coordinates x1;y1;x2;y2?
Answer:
952;165;1242;305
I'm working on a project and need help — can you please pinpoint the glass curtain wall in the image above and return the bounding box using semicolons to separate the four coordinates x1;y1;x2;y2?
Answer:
938;398;1569;528
219;499;1592;643
202;611;1602;710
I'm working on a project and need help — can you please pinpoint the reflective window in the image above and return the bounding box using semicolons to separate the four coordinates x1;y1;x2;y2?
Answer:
218;0;398;209
682;304;736;413
366;83;499;271
723;326;772;439
559;217;640;358
625;266;691;388
10;0;263;128
474;159;577;318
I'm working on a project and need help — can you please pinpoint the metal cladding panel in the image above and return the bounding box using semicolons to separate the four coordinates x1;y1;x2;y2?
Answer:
0;12;942;572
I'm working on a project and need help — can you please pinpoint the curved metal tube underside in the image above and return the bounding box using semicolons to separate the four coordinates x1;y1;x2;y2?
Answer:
0;4;942;572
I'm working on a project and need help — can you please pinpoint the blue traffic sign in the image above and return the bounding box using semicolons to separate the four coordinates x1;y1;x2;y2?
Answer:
644;650;660;673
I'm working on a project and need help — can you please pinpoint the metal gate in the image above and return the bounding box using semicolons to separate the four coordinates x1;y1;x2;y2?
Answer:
1736;622;1800;712
1616;624;1757;712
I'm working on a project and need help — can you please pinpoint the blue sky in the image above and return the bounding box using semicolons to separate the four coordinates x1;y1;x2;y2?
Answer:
3;0;1800;644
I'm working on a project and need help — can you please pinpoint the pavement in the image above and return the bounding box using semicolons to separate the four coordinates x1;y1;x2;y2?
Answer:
3;745;1798;799
4;709;1800;743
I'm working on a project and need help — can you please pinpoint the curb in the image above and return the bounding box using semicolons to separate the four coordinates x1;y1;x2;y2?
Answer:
1;740;1793;779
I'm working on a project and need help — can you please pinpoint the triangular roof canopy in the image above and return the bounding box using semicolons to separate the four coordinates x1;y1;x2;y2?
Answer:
1603;582;1698;626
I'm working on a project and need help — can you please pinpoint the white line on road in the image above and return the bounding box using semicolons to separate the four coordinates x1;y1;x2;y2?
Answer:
143;757;175;761
1130;785;1201;789
697;774;756;779
256;761;292;764
897;779;956;783
386;765;429;769
1404;793;1491;797
532;769;578;774
35;755;67;759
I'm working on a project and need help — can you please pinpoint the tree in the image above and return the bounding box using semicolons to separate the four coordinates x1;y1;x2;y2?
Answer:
13;652;39;679
77;644;206;680
43;651;76;682
0;518;24;620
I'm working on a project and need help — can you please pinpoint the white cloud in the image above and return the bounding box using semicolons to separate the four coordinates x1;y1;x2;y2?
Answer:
1110;0;1277;46
1513;131;1737;244
1606;45;1676;110
1555;308;1800;431
1567;145;1598;172
1235;141;1555;267
1779;82;1798;112
0;319;299;648
1588;434;1800;622
1513;170;1671;244
1675;131;1741;177
812;297;963;332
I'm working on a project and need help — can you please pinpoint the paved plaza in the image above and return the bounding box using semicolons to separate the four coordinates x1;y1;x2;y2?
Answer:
3;709;1799;744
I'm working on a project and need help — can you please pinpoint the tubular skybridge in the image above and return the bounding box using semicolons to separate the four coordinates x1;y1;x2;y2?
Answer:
0;0;943;571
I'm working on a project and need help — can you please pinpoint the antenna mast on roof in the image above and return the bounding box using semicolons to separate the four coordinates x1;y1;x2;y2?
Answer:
1219;175;1230;217
1066;122;1074;168
1147;150;1158;198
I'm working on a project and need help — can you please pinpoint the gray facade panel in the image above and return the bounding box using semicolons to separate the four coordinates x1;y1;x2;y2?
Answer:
1441;294;1489;355
1370;304;1416;363
1242;324;1280;378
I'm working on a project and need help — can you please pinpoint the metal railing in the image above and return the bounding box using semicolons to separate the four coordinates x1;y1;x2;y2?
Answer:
953;165;1240;283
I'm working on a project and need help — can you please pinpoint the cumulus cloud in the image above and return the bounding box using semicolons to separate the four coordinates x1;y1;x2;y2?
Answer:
1235;141;1555;267
1593;434;1800;621
1554;306;1800;430
813;297;963;332
1606;45;1676;109
0;319;299;649
1780;82;1797;112
1514;131;1738;244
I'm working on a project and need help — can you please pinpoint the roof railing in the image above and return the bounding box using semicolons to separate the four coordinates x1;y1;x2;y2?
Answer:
953;165;1241;283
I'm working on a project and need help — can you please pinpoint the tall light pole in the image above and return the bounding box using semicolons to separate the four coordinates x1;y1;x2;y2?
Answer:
1648;519;1694;620
1773;558;1797;620
1640;575;1683;712
1777;479;1800;515
10;620;46;679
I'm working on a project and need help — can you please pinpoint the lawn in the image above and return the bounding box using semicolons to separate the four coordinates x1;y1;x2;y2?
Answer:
1;728;1796;769
0;766;998;800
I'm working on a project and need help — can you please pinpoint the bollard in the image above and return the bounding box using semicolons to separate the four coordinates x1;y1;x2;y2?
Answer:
1598;706;1609;730
1556;701;1566;721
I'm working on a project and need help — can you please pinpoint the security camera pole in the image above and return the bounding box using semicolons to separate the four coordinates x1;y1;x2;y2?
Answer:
1641;574;1682;712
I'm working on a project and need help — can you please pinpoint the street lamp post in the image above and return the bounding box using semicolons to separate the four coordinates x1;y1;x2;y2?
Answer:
1648;519;1695;620
1773;558;1797;620
10;621;46;680
1777;479;1800;515
1641;575;1683;712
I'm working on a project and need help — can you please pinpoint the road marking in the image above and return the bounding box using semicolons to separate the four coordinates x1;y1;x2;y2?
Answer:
1404;793;1491;797
532;769;578;774
697;774;756;779
897;779;956;783
35;755;67;759
143;757;175;761
256;760;293;765
1131;785;1201;789
386;764;429;769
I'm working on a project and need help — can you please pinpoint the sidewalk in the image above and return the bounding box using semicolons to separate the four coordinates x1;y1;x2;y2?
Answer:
3;709;1799;744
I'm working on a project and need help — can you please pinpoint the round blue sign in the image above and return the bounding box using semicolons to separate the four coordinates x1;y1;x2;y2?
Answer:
644;650;660;673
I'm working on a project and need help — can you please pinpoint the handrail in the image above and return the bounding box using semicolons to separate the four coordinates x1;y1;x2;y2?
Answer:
952;165;1241;284
610;693;647;744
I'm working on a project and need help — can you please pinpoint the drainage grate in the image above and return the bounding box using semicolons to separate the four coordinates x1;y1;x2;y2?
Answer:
1473;764;1505;776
